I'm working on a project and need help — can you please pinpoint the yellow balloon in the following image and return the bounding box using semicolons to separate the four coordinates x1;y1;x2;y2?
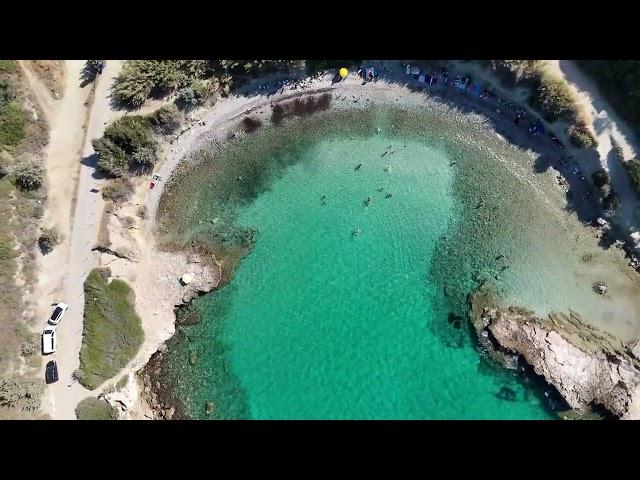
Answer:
339;68;348;78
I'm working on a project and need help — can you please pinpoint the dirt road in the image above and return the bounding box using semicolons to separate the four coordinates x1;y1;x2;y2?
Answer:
31;60;124;419
548;60;640;232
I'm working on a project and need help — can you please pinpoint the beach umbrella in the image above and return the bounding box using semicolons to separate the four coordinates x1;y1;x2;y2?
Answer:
339;68;348;79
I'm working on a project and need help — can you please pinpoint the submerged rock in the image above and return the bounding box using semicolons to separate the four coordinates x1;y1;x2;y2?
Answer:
593;282;608;295
496;386;517;402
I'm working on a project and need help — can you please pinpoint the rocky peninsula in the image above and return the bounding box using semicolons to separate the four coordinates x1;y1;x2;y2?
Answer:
469;286;640;419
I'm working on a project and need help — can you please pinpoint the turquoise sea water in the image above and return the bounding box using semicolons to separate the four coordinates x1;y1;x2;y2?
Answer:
158;102;640;419
198;136;552;419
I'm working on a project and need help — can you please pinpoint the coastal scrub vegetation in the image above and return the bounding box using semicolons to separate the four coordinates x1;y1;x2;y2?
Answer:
113;60;310;110
623;158;640;197
567;122;597;149
75;396;118;420
13;158;45;190
0;61;49;414
478;60;597;149
101;177;134;203
78;269;144;390
113;60;221;109
0;377;42;412
92;115;158;177
38;227;59;254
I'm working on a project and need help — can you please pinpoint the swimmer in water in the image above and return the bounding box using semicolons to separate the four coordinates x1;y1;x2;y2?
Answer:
386;192;393;198
365;196;372;206
355;163;362;170
353;227;361;236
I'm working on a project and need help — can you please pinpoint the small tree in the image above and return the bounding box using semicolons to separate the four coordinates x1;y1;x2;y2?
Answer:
93;137;127;177
568;123;597;149
623;158;640;196
149;105;181;134
132;146;157;168
38;227;60;254
14;160;44;190
592;168;610;188
603;191;621;211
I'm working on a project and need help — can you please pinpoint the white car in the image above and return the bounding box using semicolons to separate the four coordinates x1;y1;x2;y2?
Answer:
48;302;69;326
42;327;57;355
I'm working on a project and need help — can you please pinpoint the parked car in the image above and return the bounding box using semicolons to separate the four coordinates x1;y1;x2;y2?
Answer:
48;302;69;326
42;327;57;354
45;361;58;384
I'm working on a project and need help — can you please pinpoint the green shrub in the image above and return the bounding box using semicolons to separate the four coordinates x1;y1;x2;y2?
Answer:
38;227;59;254
529;73;577;122
624;158;640;196
592;168;610;188
603;191;621;211
78;269;144;390
0;377;42;411
568;123;597;149
0;102;26;147
102;177;134;203
113;60;211;108
93;137;126;177
132;145;156;168
75;396;118;420
20;335;40;357
13;160;44;190
93;116;157;177
0;236;14;260
0;61;16;74
0;78;15;108
148;105;181;135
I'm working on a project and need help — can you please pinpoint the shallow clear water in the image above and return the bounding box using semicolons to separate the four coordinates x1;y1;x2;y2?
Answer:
169;129;553;419
159;102;640;419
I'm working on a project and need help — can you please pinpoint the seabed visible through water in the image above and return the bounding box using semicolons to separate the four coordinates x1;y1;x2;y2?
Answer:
155;100;640;419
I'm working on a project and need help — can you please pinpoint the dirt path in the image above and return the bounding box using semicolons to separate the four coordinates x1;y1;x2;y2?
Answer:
17;61;58;125
28;61;126;419
547;60;640;233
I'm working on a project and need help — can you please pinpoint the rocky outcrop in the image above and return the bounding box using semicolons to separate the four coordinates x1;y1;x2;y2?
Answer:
470;289;640;419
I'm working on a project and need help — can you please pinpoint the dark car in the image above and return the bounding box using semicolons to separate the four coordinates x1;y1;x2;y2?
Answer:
45;361;58;384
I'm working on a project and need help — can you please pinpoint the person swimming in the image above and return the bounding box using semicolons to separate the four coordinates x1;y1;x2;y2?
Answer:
386;192;393;198
353;227;361;236
355;163;362;171
365;196;372;206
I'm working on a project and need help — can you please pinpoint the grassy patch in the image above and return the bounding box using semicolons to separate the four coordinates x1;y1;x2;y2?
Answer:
75;397;118;420
0;102;26;147
78;269;144;390
0;61;16;74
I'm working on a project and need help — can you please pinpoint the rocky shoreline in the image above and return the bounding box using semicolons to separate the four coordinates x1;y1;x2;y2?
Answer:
469;285;640;419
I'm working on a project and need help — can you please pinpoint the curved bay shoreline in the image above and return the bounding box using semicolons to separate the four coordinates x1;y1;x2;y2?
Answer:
121;69;640;420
